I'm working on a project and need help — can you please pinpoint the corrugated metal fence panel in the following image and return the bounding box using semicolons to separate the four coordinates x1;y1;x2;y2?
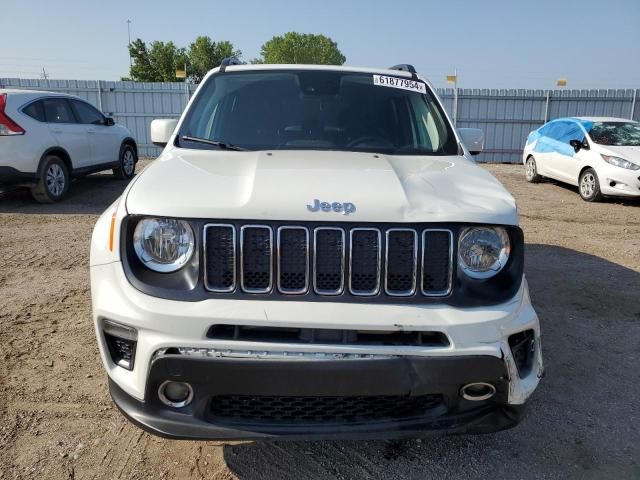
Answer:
1;78;637;161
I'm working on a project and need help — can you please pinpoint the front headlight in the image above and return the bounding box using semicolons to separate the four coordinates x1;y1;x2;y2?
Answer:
133;218;195;273
458;227;510;279
601;154;640;170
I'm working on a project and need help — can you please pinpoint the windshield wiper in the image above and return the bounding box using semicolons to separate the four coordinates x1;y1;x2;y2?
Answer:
181;135;248;151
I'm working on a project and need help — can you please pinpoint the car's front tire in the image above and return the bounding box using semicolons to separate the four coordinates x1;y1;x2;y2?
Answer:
113;144;137;180
30;155;70;203
579;168;603;202
525;156;542;183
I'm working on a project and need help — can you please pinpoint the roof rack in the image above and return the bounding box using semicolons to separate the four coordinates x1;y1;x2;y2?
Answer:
219;57;243;73
389;64;418;80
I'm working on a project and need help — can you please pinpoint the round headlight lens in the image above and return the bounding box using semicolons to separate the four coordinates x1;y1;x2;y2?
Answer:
133;218;195;273
458;227;510;279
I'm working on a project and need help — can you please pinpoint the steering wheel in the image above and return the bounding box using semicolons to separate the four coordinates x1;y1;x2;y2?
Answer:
345;136;393;148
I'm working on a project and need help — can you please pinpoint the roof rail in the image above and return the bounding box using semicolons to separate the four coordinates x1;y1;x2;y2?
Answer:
389;64;418;80
219;57;242;73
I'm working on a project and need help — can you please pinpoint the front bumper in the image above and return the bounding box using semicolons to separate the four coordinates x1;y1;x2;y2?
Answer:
91;262;543;440
598;164;640;197
109;355;526;440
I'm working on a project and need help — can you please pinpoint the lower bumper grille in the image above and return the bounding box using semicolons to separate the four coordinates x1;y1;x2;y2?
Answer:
209;394;444;424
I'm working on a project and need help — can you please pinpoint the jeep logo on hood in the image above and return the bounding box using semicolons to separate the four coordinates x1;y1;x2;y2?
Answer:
307;199;356;215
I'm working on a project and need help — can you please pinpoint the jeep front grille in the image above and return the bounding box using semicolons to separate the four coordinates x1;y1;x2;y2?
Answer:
203;223;453;298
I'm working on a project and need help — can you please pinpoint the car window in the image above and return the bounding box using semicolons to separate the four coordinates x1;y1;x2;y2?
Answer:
178;70;458;155
23;100;45;122
42;98;76;124
71;100;105;125
558;121;585;144
588;121;640;146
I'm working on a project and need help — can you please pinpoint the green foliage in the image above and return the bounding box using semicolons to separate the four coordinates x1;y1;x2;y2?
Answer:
258;32;346;65
188;36;241;83
127;36;240;82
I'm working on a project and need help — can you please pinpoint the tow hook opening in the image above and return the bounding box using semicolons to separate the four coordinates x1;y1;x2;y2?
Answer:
460;382;496;401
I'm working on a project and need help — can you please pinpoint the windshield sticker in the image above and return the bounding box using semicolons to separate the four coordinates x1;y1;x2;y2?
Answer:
373;75;426;94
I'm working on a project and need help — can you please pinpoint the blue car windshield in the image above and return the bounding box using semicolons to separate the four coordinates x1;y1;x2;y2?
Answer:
178;69;458;155
588;122;640;146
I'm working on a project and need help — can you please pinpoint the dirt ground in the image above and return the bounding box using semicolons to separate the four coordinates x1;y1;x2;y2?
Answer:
0;161;639;480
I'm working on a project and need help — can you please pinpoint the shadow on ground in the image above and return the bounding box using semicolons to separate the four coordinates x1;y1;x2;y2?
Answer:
0;173;135;215
222;245;640;480
541;178;640;206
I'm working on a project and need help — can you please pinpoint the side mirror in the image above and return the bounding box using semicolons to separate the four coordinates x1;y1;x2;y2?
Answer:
151;119;179;147
569;139;589;153
458;128;484;155
104;117;115;126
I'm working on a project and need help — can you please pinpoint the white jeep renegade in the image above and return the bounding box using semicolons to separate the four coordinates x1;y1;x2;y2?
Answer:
90;60;543;440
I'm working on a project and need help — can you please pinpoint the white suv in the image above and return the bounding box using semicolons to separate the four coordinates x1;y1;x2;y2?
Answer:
90;61;543;440
0;90;138;202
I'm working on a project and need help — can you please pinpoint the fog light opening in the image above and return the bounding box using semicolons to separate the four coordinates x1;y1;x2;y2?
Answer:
158;381;194;408
460;382;496;401
102;319;138;371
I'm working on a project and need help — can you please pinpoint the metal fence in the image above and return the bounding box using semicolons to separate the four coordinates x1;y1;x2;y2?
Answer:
2;77;638;162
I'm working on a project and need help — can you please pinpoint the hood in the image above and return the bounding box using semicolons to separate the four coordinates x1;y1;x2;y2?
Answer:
126;149;518;225
598;145;640;164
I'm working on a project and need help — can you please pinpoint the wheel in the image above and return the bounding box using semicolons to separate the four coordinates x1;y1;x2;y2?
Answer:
579;168;603;202
525;156;542;183
113;144;136;179
30;155;70;203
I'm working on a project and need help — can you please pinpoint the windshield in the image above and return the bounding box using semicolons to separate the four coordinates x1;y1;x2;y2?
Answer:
588;121;640;146
178;70;458;155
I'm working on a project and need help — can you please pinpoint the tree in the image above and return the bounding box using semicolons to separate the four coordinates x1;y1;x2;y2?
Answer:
126;36;240;82
257;32;346;65
188;36;241;83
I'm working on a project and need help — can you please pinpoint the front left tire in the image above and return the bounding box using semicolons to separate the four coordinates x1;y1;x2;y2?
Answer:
113;144;137;180
579;168;603;202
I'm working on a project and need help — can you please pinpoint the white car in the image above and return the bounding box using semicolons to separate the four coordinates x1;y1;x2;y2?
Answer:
90;60;543;440
523;117;640;201
0;89;138;202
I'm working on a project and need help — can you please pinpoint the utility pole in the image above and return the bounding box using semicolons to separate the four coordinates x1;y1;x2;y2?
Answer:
41;67;49;80
127;19;132;69
446;68;458;126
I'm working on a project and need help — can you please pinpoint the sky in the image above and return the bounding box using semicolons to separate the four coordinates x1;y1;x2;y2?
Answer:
3;0;639;88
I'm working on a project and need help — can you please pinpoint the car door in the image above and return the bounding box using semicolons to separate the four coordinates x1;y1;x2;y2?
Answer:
550;120;586;185
42;98;92;169
70;99;120;166
530;123;556;176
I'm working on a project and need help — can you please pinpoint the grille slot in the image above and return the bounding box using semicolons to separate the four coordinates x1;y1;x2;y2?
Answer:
204;224;236;292
314;228;345;295
385;229;418;296
209;394;444;425
277;227;309;294
240;226;273;293
422;229;453;296
349;228;381;295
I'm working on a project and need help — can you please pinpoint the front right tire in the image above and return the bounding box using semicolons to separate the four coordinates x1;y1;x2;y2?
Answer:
30;155;70;203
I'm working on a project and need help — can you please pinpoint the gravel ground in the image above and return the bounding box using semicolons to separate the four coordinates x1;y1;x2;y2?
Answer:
0;161;639;480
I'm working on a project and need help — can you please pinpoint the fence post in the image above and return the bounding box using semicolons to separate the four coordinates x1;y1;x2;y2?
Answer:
543;90;550;123
630;89;637;121
97;80;103;112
